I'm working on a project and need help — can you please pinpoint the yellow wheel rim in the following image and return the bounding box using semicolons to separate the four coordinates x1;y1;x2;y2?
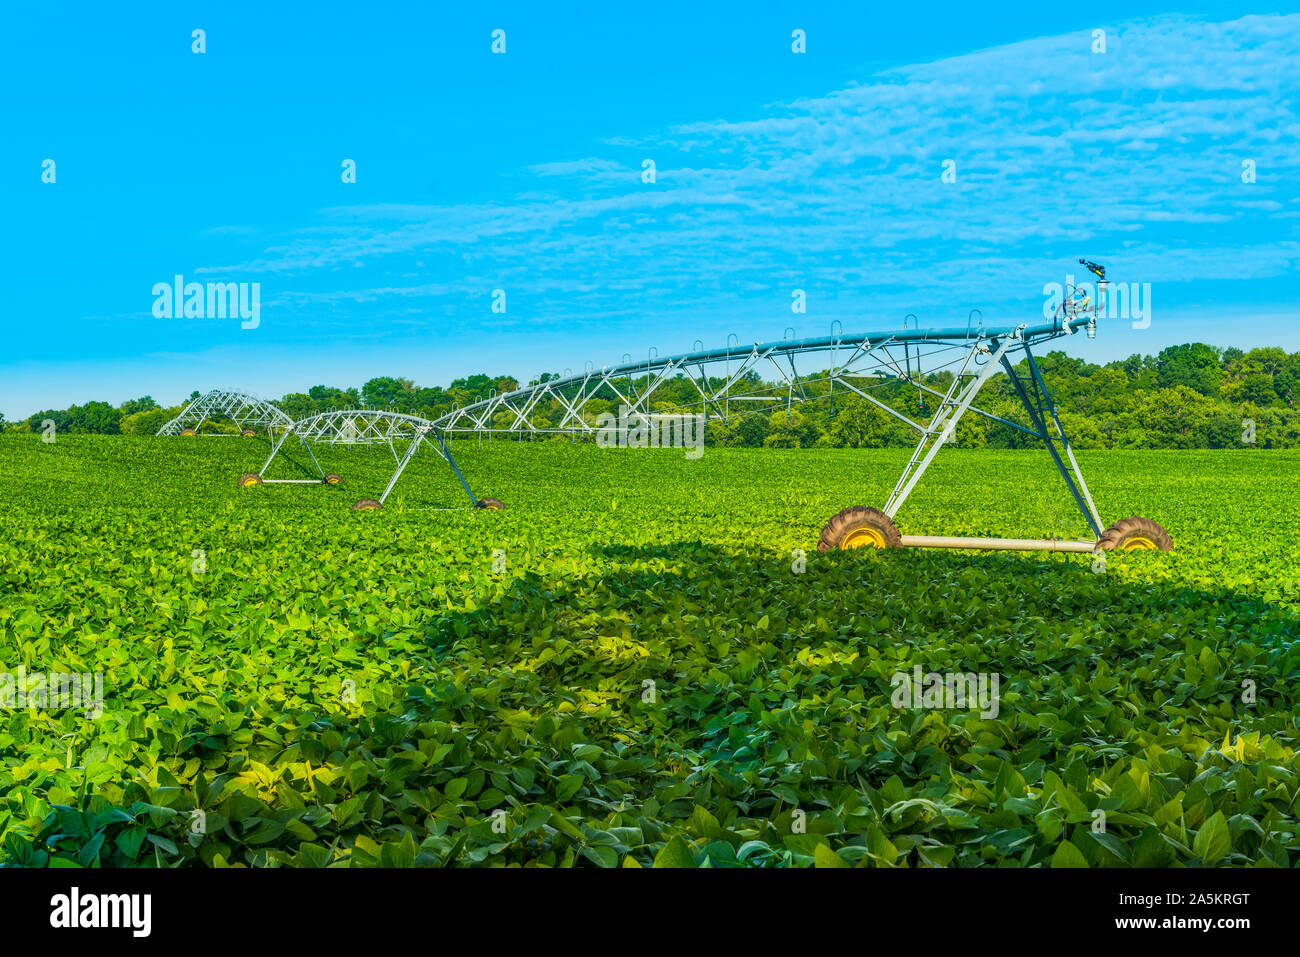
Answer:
241;478;259;487
842;527;885;549
1121;536;1155;551
327;478;340;484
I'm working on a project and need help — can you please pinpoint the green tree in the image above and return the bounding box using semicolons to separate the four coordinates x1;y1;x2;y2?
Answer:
119;396;159;416
1112;354;1158;390
361;376;414;410
1274;353;1300;407
25;409;72;433
1238;373;1278;405
121;408;168;435
450;374;497;400
1056;411;1104;449
68;401;122;434
1155;343;1223;396
1205;413;1244;449
764;409;817;448
277;393;316;420
829;396;900;448
1124;386;1217;448
726;413;770;447
307;385;359;411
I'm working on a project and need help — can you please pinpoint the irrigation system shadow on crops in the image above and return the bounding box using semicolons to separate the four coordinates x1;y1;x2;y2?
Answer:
462;539;1298;765
406;541;1300;864
24;541;1292;868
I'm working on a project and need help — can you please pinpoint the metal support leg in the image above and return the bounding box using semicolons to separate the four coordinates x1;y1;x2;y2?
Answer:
888;349;976;499
374;428;479;506
377;434;424;504
884;335;1016;518
258;429;292;476
1000;346;1104;538
1021;345;1105;535
299;437;327;479
428;429;479;507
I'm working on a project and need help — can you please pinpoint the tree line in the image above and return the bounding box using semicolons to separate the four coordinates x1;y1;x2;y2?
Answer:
5;344;1298;449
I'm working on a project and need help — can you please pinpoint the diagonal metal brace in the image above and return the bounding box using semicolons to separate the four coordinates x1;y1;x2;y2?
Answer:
999;346;1104;538
884;334;1016;517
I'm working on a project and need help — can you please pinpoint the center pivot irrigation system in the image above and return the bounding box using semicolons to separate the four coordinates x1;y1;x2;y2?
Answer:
223;260;1172;554
238;409;504;512
157;390;294;437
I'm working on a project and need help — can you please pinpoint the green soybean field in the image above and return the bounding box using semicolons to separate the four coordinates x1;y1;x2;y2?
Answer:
2;435;1298;867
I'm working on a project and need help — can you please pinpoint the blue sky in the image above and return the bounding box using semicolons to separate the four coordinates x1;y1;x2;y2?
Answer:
2;1;1297;419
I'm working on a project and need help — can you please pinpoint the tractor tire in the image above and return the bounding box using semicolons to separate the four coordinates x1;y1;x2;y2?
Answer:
351;498;382;511
323;473;343;485
817;506;902;552
1095;516;1173;552
238;473;263;487
476;498;505;510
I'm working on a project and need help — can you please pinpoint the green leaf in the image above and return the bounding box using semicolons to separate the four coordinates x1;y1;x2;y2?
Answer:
863;824;899;867
1193;811;1231;864
380;834;418;868
814;844;851;868
652;836;697;869
242;819;286;845
548;811;586;842
581;845;619;868
1050;840;1089;868
294;842;333;867
115;825;147;861
78;831;106;867
555;775;584;802
349;834;382;866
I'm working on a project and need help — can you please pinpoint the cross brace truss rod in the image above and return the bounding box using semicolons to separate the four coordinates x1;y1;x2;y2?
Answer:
158;389;293;436
255;410;479;507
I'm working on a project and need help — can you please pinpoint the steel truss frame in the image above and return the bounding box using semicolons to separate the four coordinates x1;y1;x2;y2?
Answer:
158;389;294;436
240;312;1112;543
256;410;479;506
430;315;1105;543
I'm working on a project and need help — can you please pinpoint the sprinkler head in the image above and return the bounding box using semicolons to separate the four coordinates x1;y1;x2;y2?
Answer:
1086;318;1097;339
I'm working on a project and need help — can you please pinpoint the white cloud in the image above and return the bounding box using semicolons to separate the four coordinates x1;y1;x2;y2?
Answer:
205;13;1299;332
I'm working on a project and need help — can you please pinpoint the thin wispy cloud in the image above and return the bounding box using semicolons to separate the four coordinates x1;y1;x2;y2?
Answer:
201;14;1299;331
